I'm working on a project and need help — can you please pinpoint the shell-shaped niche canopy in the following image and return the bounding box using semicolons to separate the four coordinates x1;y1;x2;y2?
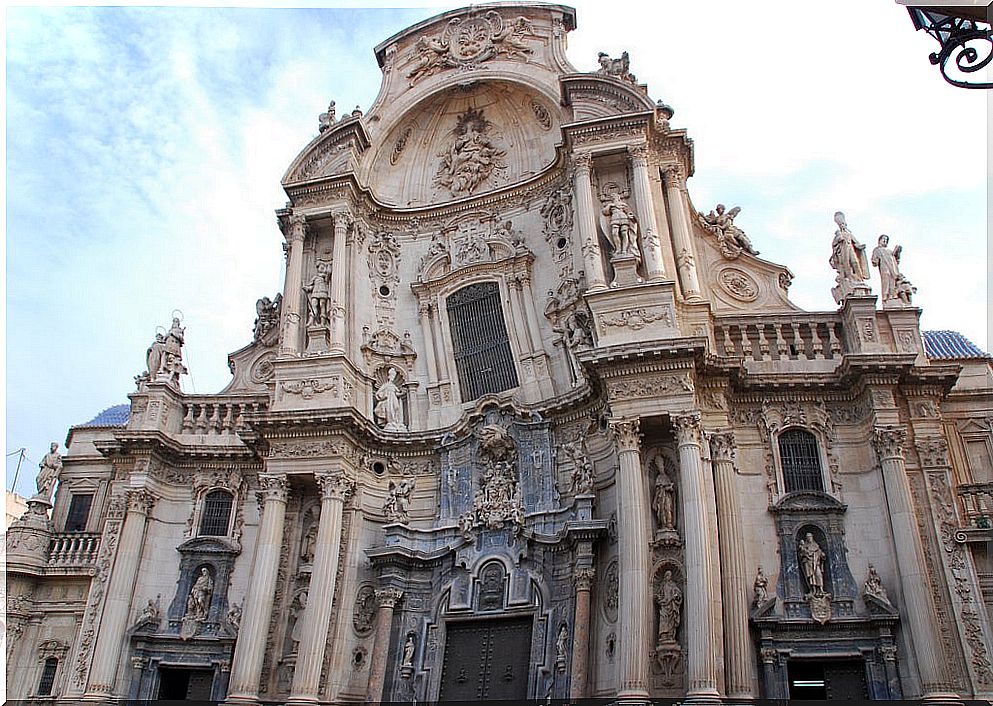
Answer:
367;80;561;207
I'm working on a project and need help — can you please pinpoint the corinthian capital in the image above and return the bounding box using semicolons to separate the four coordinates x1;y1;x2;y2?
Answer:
126;489;156;515
317;471;356;502
257;473;290;503
282;213;308;243
573;151;593;174
872;427;907;462
662;164;685;188
332;210;353;233
575;566;596;591
627;143;649;167
374;587;404;609
609;417;641;452
915;436;949;468
673;412;702;447
709;430;736;463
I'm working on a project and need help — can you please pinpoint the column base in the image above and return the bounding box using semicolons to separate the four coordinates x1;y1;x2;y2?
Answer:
223;693;261;706
682;689;722;705
613;696;651;706
920;691;961;704
285;696;320;706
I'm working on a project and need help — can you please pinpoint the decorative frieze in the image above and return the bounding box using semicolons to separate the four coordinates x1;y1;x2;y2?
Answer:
607;373;693;402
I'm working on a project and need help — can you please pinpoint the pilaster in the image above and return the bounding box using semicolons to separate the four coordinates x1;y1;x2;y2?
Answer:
280;214;307;357
662;166;701;300
573;151;607;290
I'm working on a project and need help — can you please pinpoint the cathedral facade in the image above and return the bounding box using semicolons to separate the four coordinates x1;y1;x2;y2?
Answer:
7;4;993;703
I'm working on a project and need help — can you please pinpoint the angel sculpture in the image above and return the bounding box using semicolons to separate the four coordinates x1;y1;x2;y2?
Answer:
318;101;336;133
490;13;534;59
700;204;759;258
596;51;637;83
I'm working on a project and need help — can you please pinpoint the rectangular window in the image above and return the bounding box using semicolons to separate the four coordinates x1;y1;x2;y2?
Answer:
966;439;993;483
447;282;519;402
64;494;93;532
38;657;58;696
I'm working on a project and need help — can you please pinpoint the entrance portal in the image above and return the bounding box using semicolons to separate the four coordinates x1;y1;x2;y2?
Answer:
157;666;214;700
787;659;868;700
438;616;532;701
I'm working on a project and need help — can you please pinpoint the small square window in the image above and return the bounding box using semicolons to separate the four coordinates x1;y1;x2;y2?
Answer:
65;495;93;532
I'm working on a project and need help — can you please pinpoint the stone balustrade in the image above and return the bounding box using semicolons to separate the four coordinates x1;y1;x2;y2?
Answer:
714;315;844;363
958;483;993;528
180;397;268;435
48;532;100;568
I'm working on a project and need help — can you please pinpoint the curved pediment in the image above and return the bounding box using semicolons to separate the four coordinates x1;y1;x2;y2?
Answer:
561;74;657;121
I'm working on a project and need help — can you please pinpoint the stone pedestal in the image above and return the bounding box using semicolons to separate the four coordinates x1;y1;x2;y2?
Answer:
838;295;886;354
6;496;53;574
586;281;679;348
305;325;330;354
610;254;642;288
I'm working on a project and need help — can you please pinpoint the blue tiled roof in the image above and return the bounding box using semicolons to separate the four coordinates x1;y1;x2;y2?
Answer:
78;404;130;427
922;330;990;360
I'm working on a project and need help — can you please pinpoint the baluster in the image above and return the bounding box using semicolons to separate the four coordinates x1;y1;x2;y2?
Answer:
223;404;236;433
720;325;734;356
809;322;825;359
826;322;842;357
739;325;753;359
774;323;789;358
757;324;770;360
209;404;222;433
790;322;802;359
182;404;195;433
195;404;208;433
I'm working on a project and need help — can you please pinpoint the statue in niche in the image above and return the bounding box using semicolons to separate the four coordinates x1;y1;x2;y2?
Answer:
863;563;890;603
253;294;282;341
133;595;162;632
35;443;62;500
384;478;415;524
303;261;332;327
752;566;769;606
555;624;568;672
554;306;593;386
600;192;640;260
654;570;682;645
299;520;318;564
289;590;308;647
829;211;871;304
871;234;915;306
374;368;407;432
652;464;676;532
596;51;637;83
401;633;416;677
699;204;759;258
185;567;214;621
434;108;506;196
318;100;336;133
798;532;826;595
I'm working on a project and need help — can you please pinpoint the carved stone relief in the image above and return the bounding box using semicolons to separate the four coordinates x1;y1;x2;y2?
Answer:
717;267;759;302
433;108;507;196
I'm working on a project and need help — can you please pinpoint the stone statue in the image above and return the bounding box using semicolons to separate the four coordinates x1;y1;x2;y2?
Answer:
555;624;568;671
655;570;682;644
753;566;769;606
145;332;167;381
299;521;318;564
871;234;915;306
226;603;242;635
289;590;308;645
374;368;407;432
467;424;525;532
829;211;871;304
384;478;415;524
36;442;62;500
148;316;188;386
185;567;214;621
554;306;593;386
863;563;890;603
303;262;331;327
401;633;416;667
798;532;826;594
253;294;282;341
700;204;759;258
133;595;161;631
596;51;637;83
600;192;640;260
318;101;336;133
434;108;506;196
562;442;594;495
652;468;676;531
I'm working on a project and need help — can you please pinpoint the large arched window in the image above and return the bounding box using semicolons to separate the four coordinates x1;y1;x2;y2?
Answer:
199;490;234;536
778;429;824;493
446;282;519;402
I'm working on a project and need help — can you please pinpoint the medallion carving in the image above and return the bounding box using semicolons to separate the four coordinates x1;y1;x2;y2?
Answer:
717;267;759;302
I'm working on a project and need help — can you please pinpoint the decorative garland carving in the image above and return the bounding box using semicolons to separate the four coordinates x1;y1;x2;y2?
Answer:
607;373;693;401
600;306;673;331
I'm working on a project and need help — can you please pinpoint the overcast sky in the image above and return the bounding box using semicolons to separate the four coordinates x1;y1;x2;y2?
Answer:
5;1;988;497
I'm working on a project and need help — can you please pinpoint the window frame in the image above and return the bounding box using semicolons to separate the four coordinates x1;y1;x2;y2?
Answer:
194;488;236;538
64;493;94;533
773;426;831;496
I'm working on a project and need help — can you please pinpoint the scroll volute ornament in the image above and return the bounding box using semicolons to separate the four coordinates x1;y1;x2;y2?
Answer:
608;417;641;451
872;427;907;461
317;471;356;502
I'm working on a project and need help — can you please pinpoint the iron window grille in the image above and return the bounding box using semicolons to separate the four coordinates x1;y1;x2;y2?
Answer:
64;494;93;532
779;429;824;493
37;657;58;696
446;281;519;402
199;490;234;536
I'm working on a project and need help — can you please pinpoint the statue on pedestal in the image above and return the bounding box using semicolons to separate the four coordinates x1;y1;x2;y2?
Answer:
871;234;915;306
384;478;415;524
304;262;332;327
36;443;62;501
752;566;769;606
652;470;676;532
829;211;871;304
596;51;637;83
600;192;640;261
798;532;826;595
374;368;407;432
655;570;682;645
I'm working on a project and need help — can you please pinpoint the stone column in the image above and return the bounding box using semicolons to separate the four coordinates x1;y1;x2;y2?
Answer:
628;144;666;281
330;211;351;352
569;566;595;699
418;301;439;384
609;418;652;700
280;214;307;356
674;413;720;702
227;474;289;704
662;166;702;299
873;428;958;700
288;471;355;705
366;587;403;703
84;489;155;699
573;151;607;290
518;273;545;354
709;431;755;700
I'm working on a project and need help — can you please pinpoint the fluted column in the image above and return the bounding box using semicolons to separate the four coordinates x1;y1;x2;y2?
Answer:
330;211;351;352
366;588;403;703
280;214;307;356
227;474;289;704
674;413;720;701
569;566;595;699
573;151;607;290
289;471;356;705
873;428;957;700
609;418;652;700
662;166;702;299
517;272;545;354
709;431;755;700
628;144;666;280
418;301;439;384
83;489;155;699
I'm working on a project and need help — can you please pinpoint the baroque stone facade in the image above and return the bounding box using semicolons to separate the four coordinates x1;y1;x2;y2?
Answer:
7;4;993;703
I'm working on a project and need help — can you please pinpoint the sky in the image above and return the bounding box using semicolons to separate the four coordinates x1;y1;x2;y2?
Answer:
5;1;989;497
